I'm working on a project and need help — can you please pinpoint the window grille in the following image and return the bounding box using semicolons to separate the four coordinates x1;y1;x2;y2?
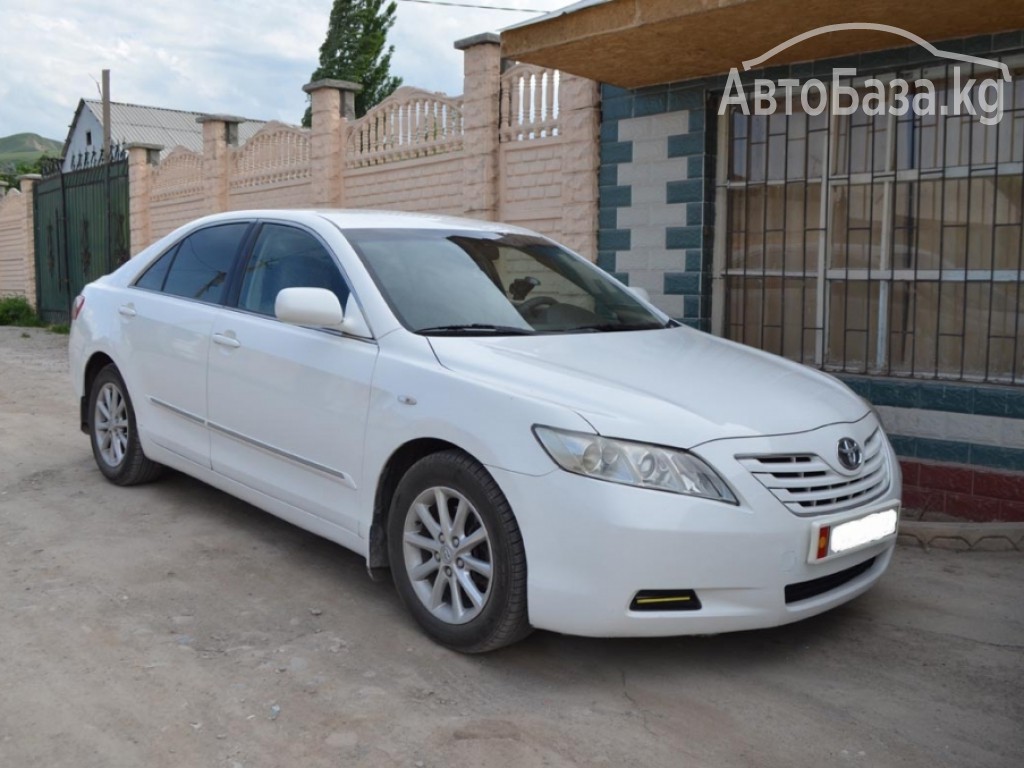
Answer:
716;63;1024;384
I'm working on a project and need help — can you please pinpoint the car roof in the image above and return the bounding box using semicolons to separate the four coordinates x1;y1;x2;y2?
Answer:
192;209;542;236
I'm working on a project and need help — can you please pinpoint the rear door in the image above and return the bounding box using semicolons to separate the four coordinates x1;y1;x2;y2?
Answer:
122;222;252;467
206;222;377;532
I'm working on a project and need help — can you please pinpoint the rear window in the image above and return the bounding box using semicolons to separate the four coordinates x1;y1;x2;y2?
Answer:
135;245;177;291
135;223;249;304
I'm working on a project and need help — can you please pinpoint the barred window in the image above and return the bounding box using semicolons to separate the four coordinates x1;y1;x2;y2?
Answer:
717;65;1024;384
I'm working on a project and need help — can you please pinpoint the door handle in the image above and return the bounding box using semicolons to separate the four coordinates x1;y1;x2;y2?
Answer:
212;332;241;349
118;304;136;318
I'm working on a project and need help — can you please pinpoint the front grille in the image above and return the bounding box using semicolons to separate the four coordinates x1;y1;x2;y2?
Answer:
785;557;876;604
737;429;890;516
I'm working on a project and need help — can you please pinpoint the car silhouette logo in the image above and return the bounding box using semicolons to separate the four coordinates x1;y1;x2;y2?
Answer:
741;22;1010;81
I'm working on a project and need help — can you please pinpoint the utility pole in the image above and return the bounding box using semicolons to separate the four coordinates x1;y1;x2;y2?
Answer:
102;69;112;295
102;69;111;163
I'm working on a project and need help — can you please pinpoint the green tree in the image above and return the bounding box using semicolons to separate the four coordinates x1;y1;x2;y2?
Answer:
302;0;402;126
0;156;47;190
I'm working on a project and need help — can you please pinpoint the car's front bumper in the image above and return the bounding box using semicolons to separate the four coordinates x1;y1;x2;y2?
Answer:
488;417;901;638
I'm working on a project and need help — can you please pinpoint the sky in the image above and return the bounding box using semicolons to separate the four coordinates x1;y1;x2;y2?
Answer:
0;0;570;142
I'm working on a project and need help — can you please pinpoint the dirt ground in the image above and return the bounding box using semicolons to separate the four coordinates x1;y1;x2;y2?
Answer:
1;326;1022;768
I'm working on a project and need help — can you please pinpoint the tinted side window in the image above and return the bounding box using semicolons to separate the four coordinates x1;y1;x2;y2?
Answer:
134;245;178;291
162;223;249;304
237;224;350;317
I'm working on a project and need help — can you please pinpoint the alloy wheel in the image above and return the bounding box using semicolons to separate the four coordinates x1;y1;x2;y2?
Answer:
94;381;129;468
401;486;493;625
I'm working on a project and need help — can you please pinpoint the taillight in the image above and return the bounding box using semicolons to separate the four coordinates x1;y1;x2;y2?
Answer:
71;295;85;321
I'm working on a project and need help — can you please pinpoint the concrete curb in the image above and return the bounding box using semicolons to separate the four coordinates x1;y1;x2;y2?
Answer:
897;520;1024;552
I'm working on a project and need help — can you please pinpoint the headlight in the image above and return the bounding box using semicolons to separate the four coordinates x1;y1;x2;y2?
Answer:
533;426;737;503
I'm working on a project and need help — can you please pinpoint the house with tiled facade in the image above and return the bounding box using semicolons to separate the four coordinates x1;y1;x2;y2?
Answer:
503;0;1024;520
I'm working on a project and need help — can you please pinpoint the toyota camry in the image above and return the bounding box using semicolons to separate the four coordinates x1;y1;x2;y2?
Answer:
69;210;901;652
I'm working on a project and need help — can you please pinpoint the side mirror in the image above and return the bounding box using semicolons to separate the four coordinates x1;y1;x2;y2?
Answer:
275;287;343;328
629;286;652;303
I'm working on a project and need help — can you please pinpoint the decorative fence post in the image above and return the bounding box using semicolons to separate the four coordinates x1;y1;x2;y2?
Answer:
126;143;162;256
554;73;600;259
17;174;41;308
303;79;362;207
456;33;502;220
197;114;243;215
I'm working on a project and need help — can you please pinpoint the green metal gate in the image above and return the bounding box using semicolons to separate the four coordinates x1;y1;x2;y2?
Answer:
33;156;130;324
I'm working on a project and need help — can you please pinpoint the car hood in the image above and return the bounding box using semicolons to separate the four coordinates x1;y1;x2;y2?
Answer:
427;327;868;449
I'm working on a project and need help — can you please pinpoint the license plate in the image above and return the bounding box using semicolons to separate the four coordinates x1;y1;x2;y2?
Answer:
810;507;898;562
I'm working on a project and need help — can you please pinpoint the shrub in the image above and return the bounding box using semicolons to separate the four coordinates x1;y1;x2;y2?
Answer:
0;296;43;327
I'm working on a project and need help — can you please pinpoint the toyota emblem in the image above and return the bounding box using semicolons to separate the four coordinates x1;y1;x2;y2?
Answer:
837;438;863;471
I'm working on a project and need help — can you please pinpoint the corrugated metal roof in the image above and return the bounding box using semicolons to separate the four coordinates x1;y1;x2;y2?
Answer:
501;0;613;32
82;100;268;155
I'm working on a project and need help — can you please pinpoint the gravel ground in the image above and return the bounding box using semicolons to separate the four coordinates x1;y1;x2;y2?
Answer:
1;326;1022;768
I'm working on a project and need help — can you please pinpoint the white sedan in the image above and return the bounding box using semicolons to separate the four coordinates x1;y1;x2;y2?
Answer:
69;210;901;652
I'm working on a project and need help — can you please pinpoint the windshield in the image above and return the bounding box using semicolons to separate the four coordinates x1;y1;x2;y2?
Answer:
343;229;669;335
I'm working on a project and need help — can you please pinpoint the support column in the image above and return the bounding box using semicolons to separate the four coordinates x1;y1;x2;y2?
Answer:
196;114;243;214
456;33;502;221
303;79;362;208
556;73;600;260
125;143;162;255
17;174;41;308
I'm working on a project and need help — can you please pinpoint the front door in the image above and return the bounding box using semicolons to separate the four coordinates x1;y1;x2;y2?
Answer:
206;223;377;533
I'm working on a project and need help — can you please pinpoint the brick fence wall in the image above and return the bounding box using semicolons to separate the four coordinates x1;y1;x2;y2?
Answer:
0;35;600;306
132;36;598;259
0;180;36;303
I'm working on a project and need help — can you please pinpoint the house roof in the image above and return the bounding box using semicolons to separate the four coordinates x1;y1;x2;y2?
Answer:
501;0;612;32
500;0;1024;89
62;99;268;161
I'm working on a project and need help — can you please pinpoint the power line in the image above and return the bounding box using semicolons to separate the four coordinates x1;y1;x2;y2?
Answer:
396;0;548;12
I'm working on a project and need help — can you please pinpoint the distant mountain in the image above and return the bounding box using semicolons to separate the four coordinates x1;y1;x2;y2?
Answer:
0;133;63;170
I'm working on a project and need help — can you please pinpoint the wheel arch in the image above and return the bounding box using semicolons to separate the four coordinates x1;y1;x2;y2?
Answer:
80;351;117;433
367;437;484;576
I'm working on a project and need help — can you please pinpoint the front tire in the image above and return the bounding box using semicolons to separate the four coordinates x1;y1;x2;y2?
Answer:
387;450;531;652
89;364;162;486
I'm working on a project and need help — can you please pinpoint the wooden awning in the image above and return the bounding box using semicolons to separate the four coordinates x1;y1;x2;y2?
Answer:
501;0;1024;88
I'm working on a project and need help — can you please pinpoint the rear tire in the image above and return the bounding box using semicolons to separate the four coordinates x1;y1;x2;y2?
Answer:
387;450;531;652
89;364;163;486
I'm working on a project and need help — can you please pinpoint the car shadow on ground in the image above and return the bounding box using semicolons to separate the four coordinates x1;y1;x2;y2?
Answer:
146;467;873;672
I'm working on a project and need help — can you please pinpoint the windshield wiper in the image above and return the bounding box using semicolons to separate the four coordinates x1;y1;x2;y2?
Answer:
569;322;670;333
416;324;536;336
